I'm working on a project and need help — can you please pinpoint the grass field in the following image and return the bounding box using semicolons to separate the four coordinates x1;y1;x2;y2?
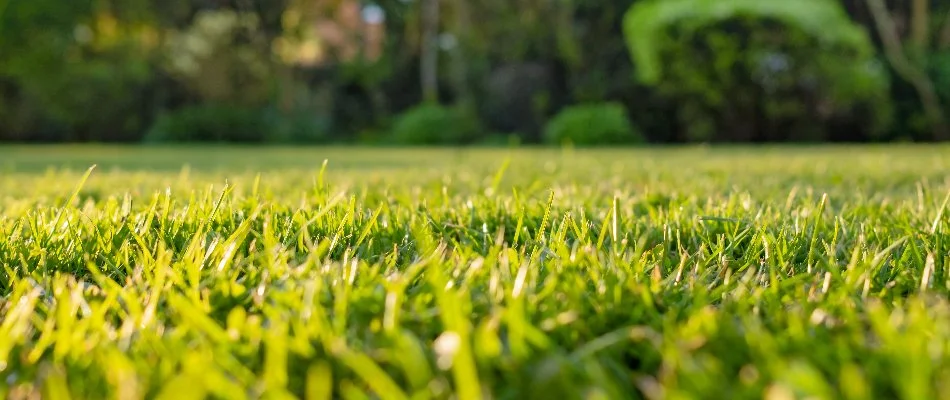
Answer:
1;145;949;399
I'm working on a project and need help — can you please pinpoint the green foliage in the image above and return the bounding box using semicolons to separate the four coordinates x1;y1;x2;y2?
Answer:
145;105;255;143
17;53;154;141
931;50;950;103
0;0;158;141
162;9;274;106
621;0;892;141
265;109;335;144
544;102;642;145
0;0;946;144
1;147;949;397
145;104;333;144
391;104;480;145
478;132;523;147
623;0;876;85
144;104;265;143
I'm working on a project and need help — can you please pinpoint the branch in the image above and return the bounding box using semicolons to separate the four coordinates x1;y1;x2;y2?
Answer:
420;0;440;103
866;0;948;140
911;0;930;51
939;9;950;49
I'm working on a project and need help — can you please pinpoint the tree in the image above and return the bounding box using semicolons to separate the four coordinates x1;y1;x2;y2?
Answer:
864;0;948;140
420;0;440;103
625;0;878;85
623;0;892;142
0;0;162;141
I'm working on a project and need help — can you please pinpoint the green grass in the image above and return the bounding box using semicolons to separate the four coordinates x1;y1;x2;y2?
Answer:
1;145;948;399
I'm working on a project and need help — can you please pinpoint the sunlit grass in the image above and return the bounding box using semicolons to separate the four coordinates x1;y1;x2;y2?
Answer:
0;145;948;399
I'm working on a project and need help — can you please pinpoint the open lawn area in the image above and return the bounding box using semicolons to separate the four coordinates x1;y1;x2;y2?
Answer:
0;145;949;399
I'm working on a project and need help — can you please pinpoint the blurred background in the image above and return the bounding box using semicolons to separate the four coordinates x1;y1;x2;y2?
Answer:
1;0;948;145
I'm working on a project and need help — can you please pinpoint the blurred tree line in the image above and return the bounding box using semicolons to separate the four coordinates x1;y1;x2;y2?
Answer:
2;0;950;144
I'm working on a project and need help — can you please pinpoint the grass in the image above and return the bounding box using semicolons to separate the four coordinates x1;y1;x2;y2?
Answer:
0;145;948;399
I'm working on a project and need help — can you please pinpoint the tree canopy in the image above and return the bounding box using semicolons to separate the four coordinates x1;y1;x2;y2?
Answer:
623;0;877;84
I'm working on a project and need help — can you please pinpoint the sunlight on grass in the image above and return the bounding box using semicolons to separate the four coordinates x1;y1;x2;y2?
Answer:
0;146;948;399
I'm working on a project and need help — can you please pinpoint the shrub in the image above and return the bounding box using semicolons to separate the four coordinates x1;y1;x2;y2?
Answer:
144;105;333;144
263;108;333;144
144;104;270;143
622;0;893;142
391;104;479;145
544;103;643;145
478;132;523;147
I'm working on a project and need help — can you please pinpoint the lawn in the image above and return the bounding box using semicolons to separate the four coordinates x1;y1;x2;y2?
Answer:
0;145;948;399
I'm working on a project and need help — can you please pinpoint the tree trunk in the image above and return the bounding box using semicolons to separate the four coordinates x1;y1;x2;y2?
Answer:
911;0;930;53
939;9;950;49
421;0;440;103
866;0;949;140
449;0;471;105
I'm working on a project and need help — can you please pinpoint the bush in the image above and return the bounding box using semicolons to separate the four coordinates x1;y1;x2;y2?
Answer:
543;103;643;145
478;132;523;147
263;109;333;144
622;0;893;142
391;104;480;145
144;105;332;144
145;104;270;143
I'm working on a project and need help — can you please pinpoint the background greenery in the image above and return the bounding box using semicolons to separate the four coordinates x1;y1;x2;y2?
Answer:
2;0;950;144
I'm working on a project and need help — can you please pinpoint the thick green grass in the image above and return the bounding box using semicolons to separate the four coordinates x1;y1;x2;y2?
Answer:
1;145;948;399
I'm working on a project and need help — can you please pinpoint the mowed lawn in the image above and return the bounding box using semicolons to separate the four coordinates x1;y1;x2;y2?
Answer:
0;145;949;399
